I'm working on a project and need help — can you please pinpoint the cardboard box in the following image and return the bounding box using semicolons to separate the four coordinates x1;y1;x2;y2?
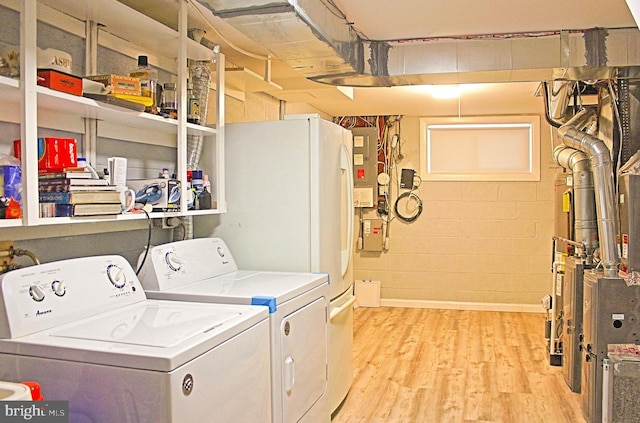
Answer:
84;74;141;96
128;178;180;212
13;138;77;172
37;69;82;96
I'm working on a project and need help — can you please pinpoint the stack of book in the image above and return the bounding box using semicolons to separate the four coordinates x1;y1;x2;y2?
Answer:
39;169;122;217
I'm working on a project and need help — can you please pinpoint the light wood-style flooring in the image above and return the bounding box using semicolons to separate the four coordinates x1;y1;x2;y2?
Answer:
331;307;584;423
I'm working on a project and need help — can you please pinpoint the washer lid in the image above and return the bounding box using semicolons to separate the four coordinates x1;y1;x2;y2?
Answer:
49;302;240;348
150;270;329;312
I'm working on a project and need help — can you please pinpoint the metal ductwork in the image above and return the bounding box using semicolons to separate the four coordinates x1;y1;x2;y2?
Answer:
557;109;620;277
194;0;363;78
552;108;600;264
195;0;640;87
545;81;578;127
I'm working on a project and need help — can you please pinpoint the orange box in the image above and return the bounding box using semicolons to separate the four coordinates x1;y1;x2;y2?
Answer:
37;69;82;96
84;74;141;96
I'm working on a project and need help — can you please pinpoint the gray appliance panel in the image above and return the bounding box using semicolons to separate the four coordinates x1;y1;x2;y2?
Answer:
581;272;640;423
562;256;584;393
619;173;640;272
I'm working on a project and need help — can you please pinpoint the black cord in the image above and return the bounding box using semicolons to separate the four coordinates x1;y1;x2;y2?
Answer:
135;209;152;275
177;222;187;241
394;191;423;223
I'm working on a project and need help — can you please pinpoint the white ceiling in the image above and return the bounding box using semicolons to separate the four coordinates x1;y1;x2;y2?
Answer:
132;0;640;117
331;0;635;40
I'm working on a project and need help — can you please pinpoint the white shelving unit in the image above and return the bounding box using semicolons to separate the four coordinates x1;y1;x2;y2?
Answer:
0;0;225;228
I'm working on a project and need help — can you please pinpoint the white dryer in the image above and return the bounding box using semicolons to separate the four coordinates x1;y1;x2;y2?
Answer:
137;237;330;423
0;255;272;423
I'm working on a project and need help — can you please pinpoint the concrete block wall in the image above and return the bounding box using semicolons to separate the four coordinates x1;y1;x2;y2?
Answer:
354;115;556;310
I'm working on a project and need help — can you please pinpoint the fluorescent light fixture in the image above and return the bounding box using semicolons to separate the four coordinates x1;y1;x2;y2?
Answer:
430;84;460;99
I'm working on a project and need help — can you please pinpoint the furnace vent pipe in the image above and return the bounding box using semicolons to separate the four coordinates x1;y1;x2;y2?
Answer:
557;109;620;276
544;81;578;128
553;145;598;264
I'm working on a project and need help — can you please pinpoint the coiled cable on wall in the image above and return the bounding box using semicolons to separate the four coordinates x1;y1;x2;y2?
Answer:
393;191;423;223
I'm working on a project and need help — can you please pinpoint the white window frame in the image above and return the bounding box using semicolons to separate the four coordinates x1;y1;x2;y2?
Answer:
419;115;540;181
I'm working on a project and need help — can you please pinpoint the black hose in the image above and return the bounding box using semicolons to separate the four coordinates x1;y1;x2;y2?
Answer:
394;191;423;223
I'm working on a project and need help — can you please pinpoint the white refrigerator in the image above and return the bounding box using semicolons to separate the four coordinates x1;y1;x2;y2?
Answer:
205;114;355;415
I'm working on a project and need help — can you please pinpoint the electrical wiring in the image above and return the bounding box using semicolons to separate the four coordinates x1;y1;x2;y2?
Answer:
608;79;624;182
135;208;153;276
319;0;347;20
387;116;422;224
393;190;423;223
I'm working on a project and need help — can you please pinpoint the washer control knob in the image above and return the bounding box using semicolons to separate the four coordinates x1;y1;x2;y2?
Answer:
51;280;66;297
165;251;182;272
107;264;127;288
29;285;45;302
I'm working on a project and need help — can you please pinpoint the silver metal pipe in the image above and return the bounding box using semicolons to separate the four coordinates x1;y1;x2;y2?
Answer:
552;235;587;254
552;108;600;264
548;80;577;123
557;110;620;277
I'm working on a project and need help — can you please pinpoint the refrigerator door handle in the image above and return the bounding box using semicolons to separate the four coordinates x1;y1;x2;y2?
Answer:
340;144;354;277
330;295;357;321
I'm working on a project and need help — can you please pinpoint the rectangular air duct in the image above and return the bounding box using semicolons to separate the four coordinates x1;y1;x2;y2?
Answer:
196;0;640;86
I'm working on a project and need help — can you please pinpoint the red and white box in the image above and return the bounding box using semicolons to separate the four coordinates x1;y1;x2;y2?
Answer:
13;137;77;172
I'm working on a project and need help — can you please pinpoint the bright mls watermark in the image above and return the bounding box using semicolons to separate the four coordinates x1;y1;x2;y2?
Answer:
0;401;68;422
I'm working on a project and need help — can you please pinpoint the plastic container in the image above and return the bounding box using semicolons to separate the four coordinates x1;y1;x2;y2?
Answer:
189;61;211;124
203;174;211;193
0;381;32;400
191;169;203;195
187;79;200;125
198;188;211;209
21;381;44;401
160;82;177;119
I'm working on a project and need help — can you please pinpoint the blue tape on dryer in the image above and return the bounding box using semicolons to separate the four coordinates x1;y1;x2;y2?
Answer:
251;296;277;313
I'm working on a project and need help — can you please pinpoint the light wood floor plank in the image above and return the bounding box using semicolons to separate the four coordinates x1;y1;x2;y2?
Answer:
332;307;584;423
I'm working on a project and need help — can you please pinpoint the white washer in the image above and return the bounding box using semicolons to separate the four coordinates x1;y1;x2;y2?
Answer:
137;238;330;423
0;255;272;423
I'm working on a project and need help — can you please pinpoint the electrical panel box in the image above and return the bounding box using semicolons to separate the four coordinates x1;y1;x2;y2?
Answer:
362;218;384;251
352;127;378;207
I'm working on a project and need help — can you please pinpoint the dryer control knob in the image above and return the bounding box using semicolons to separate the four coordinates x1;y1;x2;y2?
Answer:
52;280;66;297
29;285;45;302
165;251;182;272
106;264;127;288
